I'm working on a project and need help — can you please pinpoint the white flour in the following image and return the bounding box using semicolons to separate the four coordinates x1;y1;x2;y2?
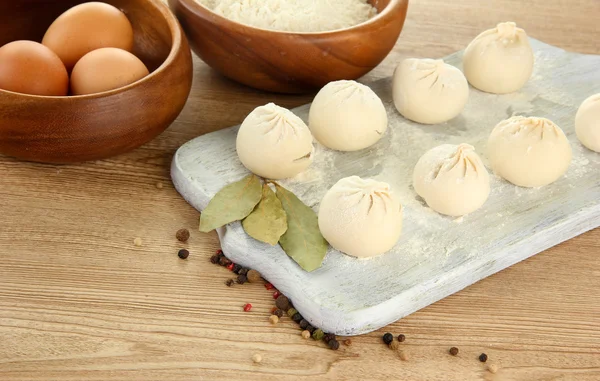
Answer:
197;0;377;32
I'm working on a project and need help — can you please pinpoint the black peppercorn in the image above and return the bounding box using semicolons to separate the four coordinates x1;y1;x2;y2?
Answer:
323;333;336;343
328;340;340;350
219;256;231;266
449;347;459;356
292;313;303;323
273;309;284;318
382;333;394;345
397;334;406;342
238;268;249;276
299;319;309;329
275;295;290;311
225;279;234;287
237;274;247;284
232;264;242;274
479;353;488;363
178;249;189;259
306;325;316;334
210;255;219;264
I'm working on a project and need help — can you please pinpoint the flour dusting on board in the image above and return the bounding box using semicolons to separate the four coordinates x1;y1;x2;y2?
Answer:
172;39;600;335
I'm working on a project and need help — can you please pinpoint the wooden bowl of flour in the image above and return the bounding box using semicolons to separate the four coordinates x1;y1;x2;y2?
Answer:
169;0;409;94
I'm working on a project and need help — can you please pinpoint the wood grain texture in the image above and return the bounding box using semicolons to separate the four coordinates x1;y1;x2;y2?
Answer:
0;0;193;163
168;0;408;93
1;0;599;380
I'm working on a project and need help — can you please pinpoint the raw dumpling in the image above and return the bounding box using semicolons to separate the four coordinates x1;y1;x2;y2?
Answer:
575;93;600;152
463;22;534;94
236;103;314;180
392;58;469;124
308;80;388;151
488;116;572;187
413;144;490;216
318;176;403;259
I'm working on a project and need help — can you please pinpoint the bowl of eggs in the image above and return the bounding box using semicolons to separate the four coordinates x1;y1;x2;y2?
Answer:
0;0;193;163
169;0;409;94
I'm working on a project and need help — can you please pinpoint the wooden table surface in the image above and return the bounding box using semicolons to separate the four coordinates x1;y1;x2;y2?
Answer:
2;0;600;380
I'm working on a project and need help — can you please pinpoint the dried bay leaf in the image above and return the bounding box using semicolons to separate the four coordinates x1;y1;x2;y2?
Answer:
275;184;328;272
242;184;288;245
199;174;262;233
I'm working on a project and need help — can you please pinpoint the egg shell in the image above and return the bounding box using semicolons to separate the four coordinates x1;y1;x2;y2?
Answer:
42;2;134;70
0;40;68;96
70;47;149;95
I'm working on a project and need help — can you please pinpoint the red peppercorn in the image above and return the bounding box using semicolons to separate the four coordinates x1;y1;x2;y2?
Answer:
216;249;223;255
227;263;234;271
271;307;278;314
273;290;281;299
265;283;274;290
243;303;252;312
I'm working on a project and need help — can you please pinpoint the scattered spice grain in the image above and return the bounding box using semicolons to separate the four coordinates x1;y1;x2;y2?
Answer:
237;274;248;284
344;339;352;346
252;354;262;363
175;229;190;242
286;308;298;318
272;290;281;299
275;295;290;311
269;315;279;324
479;353;488;363
226;262;234;271
488;364;498;374
238;268;249;276
225;279;234;287
306;325;316;334
232;264;243;274
449;347;459;356
397;334;406;342
312;329;325;340
328;340;340;350
210;255;219;264
243;303;252;312
399;351;408;361
292;313;303;323
177;249;189;259
155;182;163;189
247;269;262;282
273;309;284;318
323;333;336;343
301;330;311;339
299;319;309;329
389;341;400;351
382;333;394;345
265;283;274;290
219;256;231;266
133;237;143;247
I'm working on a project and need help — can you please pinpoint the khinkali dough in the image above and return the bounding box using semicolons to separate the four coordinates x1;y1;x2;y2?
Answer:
575;93;600;152
236;103;314;180
413;144;490;216
318;176;403;259
308;80;388;151
488;116;572;187
392;58;469;124
463;22;534;94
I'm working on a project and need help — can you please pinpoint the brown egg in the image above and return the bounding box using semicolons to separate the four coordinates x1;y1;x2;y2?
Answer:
70;48;149;95
0;40;69;96
42;2;134;70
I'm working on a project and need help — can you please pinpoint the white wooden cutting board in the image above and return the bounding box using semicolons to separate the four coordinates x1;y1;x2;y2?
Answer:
171;39;600;335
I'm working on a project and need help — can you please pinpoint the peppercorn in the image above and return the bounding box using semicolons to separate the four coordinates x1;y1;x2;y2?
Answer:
232;264;242;274
226;263;234;271
225;279;234;287
272;290;281;299
306;325;316;334
301;330;311;339
286;308;298;318
175;228;190;242
252;354;262;363
389;341;400;351
397;334;406;342
275;295;290;311
178;249;189;259
382;333;394;345
449;347;459;356
323;333;336;343
238;268;249;276
237;274;247;284
312;329;324;340
328;340;340;350
156;182;163;189
344;339;352;346
219;256;231;266
292;313;303;323
299;319;309;329
247;269;262;283
479;353;488;363
265;283;274;290
488;364;498;374
399;351;408;361
273;309;284;318
210;255;219;264
133;237;143;247
243;303;252;312
269;315;279;324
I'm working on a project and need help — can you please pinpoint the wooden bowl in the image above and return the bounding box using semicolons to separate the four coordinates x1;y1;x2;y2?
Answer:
0;0;193;164
169;0;409;94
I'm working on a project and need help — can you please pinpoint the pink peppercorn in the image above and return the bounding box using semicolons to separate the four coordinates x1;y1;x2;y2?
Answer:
244;303;252;312
273;291;281;299
226;263;234;271
265;283;274;290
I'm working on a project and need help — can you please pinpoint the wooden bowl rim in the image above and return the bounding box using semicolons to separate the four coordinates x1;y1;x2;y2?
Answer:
178;0;407;36
0;0;184;100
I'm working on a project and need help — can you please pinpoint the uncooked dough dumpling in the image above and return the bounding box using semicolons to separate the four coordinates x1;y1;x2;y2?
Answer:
488;116;572;187
413;144;490;216
318;176;403;259
308;80;388;151
393;58;469;124
575;93;600;152
463;22;534;94
236;103;314;180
